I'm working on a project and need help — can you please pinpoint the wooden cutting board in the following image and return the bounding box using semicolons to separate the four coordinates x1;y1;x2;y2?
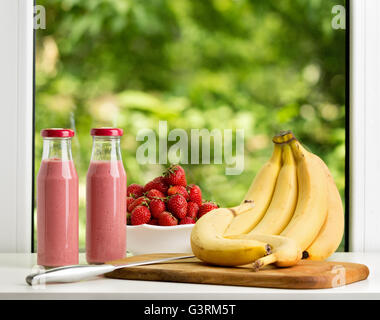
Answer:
105;253;369;289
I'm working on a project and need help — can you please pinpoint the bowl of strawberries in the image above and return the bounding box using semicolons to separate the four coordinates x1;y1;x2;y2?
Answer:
126;164;219;255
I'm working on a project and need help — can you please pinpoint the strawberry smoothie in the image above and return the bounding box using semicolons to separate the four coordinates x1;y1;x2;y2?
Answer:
37;129;78;267
86;128;127;264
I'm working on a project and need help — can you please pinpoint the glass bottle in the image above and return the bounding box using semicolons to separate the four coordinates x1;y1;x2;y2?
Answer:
86;128;127;264
37;128;79;267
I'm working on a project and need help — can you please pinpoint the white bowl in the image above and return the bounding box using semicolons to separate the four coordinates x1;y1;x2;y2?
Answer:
126;224;194;255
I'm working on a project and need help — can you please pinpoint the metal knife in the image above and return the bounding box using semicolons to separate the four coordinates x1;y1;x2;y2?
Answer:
26;254;195;285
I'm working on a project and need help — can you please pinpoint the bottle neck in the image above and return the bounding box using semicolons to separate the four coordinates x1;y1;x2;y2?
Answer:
91;136;122;161
42;138;73;161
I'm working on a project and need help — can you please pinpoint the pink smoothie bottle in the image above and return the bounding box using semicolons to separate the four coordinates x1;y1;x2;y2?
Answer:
86;128;127;264
37;128;79;267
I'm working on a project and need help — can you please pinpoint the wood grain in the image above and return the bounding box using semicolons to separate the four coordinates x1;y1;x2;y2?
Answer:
105;253;369;289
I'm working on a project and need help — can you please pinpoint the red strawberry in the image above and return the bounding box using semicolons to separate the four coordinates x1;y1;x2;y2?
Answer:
149;198;166;219
198;202;219;218
131;205;151;225
127;196;135;211
187;184;202;207
146;189;165;200
164;165;187;187
167;194;188;219
127;184;144;198
179;217;196;225
144;176;169;194
158;211;178;226
148;219;159;225
128;196;149;213
167;185;189;200
186;201;199;219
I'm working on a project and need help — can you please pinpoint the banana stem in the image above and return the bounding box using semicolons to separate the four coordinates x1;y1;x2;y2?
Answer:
289;140;304;161
272;131;295;144
252;254;277;272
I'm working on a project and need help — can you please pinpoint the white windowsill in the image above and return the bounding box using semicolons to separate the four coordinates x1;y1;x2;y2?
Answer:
0;252;377;299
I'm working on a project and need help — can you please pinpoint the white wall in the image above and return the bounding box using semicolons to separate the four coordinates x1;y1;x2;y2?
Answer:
350;0;380;252
0;0;33;252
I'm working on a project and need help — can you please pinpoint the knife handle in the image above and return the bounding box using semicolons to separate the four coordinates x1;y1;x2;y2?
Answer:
26;264;116;285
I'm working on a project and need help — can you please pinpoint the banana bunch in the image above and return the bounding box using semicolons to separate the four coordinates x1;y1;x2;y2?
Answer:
190;131;344;270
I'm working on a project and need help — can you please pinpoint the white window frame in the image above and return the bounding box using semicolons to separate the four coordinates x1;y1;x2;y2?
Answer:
350;0;380;252
0;0;33;252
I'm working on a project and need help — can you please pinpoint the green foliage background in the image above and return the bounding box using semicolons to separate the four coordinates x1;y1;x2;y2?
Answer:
35;0;346;250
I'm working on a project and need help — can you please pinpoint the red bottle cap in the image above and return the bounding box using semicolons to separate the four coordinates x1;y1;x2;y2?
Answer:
90;127;124;136
41;128;75;138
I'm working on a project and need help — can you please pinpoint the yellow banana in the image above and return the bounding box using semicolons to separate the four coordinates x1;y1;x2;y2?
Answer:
223;144;282;236
279;139;328;251
250;144;298;235
274;131;344;260
303;155;344;260
227;233;302;270
191;202;271;266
